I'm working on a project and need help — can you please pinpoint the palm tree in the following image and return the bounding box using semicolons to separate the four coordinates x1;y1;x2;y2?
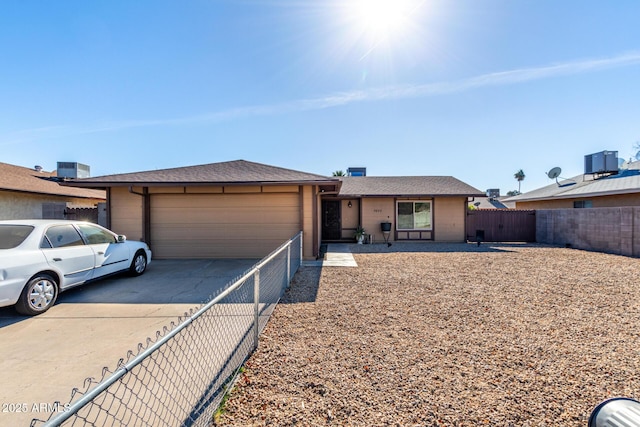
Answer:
514;169;525;192
332;170;345;176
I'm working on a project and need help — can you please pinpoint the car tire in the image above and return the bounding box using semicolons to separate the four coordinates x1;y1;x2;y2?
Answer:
15;274;58;316
129;251;147;276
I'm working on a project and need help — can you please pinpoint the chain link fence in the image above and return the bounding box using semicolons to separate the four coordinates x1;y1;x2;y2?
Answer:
32;232;303;427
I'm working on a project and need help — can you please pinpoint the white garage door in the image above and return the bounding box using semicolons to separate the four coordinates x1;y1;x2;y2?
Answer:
151;193;300;258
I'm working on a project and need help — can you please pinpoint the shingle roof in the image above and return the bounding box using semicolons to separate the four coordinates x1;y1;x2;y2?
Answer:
0;162;105;199
338;176;484;197
505;168;640;202
66;160;339;187
469;197;516;209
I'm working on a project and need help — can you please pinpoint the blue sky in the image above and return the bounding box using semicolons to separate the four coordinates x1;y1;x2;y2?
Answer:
1;0;639;195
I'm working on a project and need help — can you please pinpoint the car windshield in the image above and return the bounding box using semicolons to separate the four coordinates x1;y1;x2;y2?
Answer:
0;225;35;249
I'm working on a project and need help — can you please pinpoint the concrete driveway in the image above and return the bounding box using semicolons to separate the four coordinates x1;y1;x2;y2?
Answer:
0;259;257;427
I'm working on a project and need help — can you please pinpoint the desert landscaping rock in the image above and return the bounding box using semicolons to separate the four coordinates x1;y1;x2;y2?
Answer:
219;243;640;426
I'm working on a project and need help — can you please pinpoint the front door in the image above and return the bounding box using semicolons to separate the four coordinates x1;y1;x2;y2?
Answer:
322;200;342;241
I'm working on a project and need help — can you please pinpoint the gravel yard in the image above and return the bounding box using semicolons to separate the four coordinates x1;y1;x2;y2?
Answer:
219;243;640;426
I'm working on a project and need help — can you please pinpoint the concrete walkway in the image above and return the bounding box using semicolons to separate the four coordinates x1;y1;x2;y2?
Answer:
302;243;358;267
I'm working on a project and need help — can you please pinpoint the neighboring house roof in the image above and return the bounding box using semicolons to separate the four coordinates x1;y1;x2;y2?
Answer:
505;168;640;202
338;176;484;197
0;162;105;200
65;160;340;187
469;197;516;209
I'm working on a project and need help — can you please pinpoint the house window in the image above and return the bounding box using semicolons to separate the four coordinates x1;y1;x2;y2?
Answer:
397;201;432;230
573;200;593;208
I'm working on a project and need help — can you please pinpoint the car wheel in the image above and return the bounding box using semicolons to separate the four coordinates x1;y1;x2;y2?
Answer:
129;251;147;276
15;274;58;316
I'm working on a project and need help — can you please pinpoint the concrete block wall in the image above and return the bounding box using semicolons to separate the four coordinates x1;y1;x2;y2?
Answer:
537;208;640;257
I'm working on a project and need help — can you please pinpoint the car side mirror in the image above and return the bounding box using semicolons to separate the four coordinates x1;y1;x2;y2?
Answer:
117;235;127;243
589;397;640;427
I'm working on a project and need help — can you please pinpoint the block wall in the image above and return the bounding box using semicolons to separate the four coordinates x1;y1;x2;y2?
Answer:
536;207;640;257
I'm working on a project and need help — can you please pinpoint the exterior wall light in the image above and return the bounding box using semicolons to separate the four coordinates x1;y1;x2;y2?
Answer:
348;201;352;208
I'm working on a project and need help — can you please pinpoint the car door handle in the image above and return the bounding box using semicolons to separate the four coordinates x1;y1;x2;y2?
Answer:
97;252;104;255
52;258;62;262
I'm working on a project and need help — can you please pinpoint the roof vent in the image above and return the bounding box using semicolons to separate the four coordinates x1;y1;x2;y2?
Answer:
584;151;618;177
347;167;366;177
34;165;43;172
57;162;91;179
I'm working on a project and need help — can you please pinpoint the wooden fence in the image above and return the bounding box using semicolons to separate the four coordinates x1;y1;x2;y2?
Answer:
64;207;99;223
466;209;536;242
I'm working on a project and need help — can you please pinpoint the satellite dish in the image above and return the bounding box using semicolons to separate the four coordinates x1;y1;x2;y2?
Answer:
547;166;566;186
547;167;562;179
619;158;629;171
635;151;640;161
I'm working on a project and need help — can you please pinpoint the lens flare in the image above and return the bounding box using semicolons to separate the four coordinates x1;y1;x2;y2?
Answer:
349;0;416;38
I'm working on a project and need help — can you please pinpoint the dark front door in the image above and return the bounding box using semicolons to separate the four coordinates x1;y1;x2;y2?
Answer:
322;200;341;240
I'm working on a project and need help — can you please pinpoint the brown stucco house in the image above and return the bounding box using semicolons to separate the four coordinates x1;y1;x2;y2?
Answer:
65;160;339;259
65;160;483;259
0;162;105;220
327;176;484;244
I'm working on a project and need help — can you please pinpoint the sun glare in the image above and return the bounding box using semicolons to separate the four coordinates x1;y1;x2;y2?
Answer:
349;0;416;38
340;0;426;60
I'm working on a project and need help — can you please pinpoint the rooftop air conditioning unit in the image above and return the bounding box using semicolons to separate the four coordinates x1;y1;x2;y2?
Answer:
584;151;618;175
347;167;367;177
57;162;90;179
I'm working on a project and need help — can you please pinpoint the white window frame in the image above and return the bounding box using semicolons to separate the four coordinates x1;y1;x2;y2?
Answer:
396;200;432;231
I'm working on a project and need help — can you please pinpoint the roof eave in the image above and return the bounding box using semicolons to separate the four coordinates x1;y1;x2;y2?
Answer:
339;192;486;198
513;187;640;203
63;179;340;188
0;186;105;200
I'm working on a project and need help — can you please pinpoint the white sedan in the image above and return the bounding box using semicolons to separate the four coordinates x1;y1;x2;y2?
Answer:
0;220;152;315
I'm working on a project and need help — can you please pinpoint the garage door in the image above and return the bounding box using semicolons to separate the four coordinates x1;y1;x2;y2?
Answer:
151;193;300;258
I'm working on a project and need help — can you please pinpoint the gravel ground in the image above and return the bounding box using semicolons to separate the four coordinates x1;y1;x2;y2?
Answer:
218;243;640;426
